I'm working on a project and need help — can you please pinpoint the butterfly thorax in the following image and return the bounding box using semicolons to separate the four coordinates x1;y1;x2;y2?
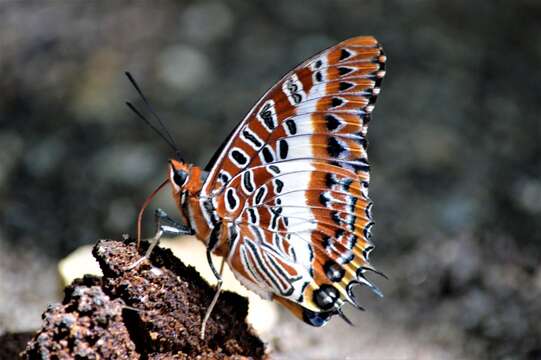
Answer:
169;159;226;252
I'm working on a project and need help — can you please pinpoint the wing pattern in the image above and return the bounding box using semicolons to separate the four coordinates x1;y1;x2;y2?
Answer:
202;36;386;325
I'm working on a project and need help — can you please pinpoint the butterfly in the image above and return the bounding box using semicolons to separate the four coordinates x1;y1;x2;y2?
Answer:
128;35;387;337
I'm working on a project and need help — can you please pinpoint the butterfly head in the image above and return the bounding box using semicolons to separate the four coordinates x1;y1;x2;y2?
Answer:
169;159;202;196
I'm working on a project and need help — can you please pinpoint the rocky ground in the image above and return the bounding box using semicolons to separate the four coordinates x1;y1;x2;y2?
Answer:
1;1;540;359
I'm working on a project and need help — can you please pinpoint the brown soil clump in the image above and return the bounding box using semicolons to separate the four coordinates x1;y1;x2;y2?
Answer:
22;239;266;359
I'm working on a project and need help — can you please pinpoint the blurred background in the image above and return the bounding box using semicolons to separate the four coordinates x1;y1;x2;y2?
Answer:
1;1;540;358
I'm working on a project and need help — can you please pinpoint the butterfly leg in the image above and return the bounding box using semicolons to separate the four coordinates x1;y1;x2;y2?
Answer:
127;208;193;270
153;208;194;238
200;249;226;339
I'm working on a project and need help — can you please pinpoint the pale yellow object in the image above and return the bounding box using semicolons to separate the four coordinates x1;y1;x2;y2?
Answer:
58;244;101;283
58;236;278;334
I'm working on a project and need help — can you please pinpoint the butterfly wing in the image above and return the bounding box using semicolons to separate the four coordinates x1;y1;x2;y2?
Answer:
202;36;386;325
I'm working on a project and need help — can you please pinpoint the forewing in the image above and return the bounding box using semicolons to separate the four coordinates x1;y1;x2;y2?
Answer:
204;36;386;324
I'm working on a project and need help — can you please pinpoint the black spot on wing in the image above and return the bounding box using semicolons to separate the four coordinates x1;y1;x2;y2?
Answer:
322;235;332;251
339;48;352;61
226;188;238;210
219;172;230;184
231;149;248;166
274;179;284;193
325;114;341;131
331;211;341;225
243;171;254;192
291;93;303;104
270;210;279;230
327;137;346;158
247;208;258;224
262;146;274;163
269;165;280;174
260;103;276;130
349;234;358;250
313;284;340;310
338;67;353;76
339;81;354;91
278;139;289;159
324;260;345;282
325;173;335;188
302;307;333;327
335;228;345;238
324;173;352;191
243;129;263;148
255;187;266;205
331;97;344;108
319;193;329;207
285;119;297;135
343;178;353;190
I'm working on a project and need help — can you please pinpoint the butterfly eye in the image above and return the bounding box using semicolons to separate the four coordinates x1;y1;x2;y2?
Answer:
172;169;188;187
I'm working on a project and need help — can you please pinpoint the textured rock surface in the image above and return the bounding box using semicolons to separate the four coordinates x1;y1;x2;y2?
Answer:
22;240;266;359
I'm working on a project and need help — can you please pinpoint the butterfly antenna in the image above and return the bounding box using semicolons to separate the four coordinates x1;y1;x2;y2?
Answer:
125;101;179;154
125;72;184;161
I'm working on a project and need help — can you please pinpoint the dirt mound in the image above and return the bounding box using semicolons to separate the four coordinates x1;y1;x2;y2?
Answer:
22;239;266;359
